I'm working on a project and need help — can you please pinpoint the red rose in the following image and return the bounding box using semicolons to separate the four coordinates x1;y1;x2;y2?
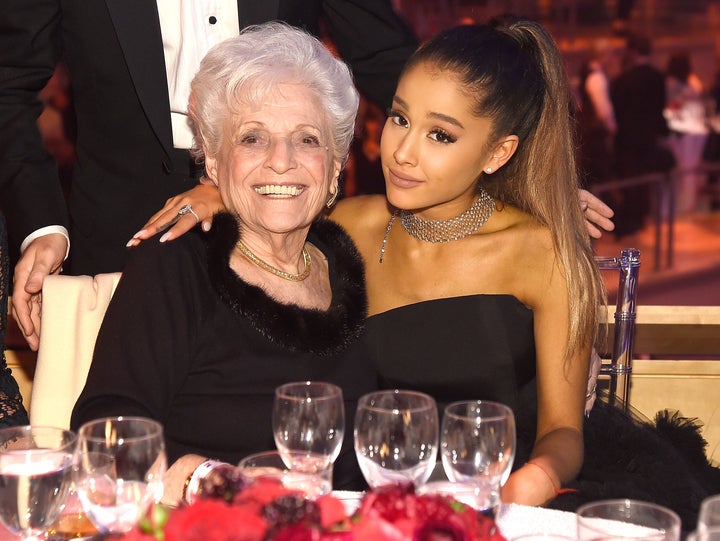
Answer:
164;499;268;541
316;495;348;529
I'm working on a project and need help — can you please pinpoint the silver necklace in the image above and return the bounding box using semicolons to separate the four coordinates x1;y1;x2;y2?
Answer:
379;187;495;262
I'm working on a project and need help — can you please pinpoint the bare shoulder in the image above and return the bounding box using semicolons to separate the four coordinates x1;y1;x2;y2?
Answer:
329;195;392;236
329;195;393;263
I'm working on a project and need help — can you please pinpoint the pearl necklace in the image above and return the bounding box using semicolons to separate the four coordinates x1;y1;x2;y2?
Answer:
236;239;312;281
379;187;495;262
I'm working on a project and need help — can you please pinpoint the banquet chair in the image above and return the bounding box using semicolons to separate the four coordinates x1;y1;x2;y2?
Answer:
595;248;641;412
29;272;121;428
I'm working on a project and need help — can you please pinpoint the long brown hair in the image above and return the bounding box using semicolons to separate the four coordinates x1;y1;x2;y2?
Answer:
404;21;605;361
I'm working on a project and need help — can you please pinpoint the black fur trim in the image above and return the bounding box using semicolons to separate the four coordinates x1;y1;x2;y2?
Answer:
206;213;367;357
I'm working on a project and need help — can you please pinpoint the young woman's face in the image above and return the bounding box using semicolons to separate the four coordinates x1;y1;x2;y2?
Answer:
381;62;497;216
204;83;341;236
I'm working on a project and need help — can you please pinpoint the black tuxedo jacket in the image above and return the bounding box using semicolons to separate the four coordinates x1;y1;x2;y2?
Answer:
0;0;416;274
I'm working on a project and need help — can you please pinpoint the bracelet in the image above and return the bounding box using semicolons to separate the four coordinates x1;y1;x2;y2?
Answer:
525;460;577;497
183;460;224;505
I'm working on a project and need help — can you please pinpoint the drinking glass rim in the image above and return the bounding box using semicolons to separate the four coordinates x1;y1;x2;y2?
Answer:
444;400;514;422
357;389;437;412
576;498;681;537
275;381;343;400
77;416;164;442
0;425;77;452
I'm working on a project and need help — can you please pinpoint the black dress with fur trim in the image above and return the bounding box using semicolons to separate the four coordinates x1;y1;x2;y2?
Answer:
365;295;720;531
71;214;376;490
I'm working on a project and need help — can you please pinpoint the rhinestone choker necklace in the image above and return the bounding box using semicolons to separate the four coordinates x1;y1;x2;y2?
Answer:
380;187;495;262
236;239;312;281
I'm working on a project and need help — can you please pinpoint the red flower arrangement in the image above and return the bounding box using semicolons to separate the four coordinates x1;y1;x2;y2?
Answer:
117;478;507;541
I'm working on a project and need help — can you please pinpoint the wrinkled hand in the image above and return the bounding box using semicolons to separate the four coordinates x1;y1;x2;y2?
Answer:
127;183;226;247
580;189;615;239
12;234;68;351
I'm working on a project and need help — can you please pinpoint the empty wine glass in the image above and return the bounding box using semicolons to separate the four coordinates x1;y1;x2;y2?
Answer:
354;389;438;488
75;416;166;535
0;425;77;540
272;381;344;494
440;400;516;511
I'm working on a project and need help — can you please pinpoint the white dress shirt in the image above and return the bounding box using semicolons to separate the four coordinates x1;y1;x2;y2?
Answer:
156;0;239;149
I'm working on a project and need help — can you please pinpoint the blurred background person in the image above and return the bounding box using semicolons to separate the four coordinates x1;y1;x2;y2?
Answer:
611;33;674;239
577;38;617;186
665;49;710;214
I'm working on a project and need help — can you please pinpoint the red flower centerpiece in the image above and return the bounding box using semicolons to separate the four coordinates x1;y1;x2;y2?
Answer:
114;475;507;541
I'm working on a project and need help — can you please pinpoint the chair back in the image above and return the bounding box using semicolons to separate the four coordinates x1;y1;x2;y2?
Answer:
595;248;641;410
29;272;121;428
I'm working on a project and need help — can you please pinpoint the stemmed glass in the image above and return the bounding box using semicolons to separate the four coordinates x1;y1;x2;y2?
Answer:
272;381;345;495
75;416;167;535
0;425;77;540
440;400;516;511
354;389;438;488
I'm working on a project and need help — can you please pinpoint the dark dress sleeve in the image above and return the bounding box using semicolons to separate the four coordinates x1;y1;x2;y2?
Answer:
321;0;417;109
0;0;70;250
70;235;207;430
0;214;30;427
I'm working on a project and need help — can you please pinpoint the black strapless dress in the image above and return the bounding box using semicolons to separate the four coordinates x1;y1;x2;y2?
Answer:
364;295;720;531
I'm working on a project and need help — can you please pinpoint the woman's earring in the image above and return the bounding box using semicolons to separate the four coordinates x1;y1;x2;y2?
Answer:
326;189;338;208
486;167;493;174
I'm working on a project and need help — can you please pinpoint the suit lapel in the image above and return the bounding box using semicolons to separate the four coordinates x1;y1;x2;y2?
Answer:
105;0;174;154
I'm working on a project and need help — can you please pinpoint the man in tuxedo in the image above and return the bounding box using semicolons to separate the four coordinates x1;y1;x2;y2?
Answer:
0;1;417;349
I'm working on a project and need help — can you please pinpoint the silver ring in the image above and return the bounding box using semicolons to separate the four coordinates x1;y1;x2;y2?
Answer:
178;204;200;224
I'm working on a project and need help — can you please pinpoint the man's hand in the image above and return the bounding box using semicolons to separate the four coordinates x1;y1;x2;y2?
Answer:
580;189;615;239
127;183;225;247
12;234;68;351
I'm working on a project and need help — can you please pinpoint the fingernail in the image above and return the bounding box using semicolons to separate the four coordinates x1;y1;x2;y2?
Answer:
202;222;211;232
133;230;146;239
126;239;136;248
159;232;171;243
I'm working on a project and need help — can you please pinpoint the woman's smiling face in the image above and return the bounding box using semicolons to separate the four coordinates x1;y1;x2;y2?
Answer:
381;61;504;217
205;82;341;236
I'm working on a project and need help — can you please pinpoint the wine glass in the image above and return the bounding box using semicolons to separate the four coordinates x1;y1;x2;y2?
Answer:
354;389;438;488
75;416;167;535
272;381;344;494
440;400;516;511
0;425;77;540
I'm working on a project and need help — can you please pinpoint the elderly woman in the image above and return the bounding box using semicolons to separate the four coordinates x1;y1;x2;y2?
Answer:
70;22;373;503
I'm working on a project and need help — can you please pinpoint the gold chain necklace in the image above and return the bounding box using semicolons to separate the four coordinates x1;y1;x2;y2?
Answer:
236;239;312;281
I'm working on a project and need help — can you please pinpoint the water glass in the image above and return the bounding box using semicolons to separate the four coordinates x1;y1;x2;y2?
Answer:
272;381;344;487
576;499;681;541
440;400;515;511
75;416;167;535
354;389;438;488
0;425;77;540
700;495;720;529
239;450;331;499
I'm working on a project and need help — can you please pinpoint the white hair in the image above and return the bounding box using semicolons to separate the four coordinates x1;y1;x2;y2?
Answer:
188;22;360;165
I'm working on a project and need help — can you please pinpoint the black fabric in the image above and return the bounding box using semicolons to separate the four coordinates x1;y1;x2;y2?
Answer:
0;214;29;427
71;215;376;490
364;295;720;531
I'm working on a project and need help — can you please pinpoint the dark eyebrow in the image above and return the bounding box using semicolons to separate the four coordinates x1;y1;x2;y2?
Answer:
392;95;464;129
